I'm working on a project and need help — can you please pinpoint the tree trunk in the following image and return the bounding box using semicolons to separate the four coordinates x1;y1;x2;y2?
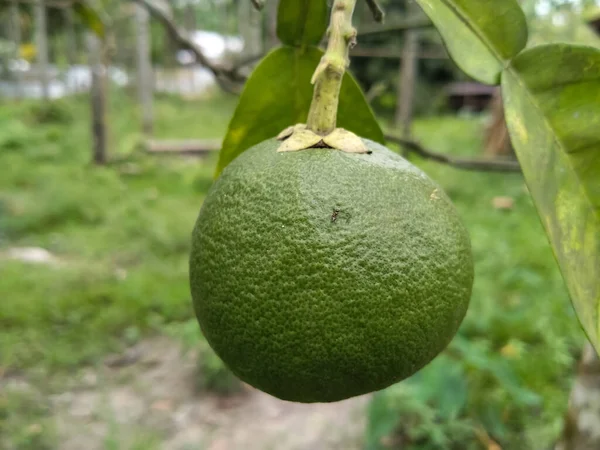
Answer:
395;0;420;138
238;0;263;57
34;0;50;100
64;8;77;66
136;3;154;135
484;90;514;157
87;33;108;165
184;2;197;32
266;0;279;49
9;0;22;98
184;2;197;97
64;7;77;92
556;343;600;450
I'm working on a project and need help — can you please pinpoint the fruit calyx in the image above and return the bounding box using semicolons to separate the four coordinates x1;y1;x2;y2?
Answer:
277;124;368;154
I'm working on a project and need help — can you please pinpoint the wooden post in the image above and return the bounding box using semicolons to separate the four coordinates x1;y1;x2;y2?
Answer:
184;2;197;97
64;7;77;93
395;0;421;139
34;0;50;100
238;0;263;57
184;2;197;31
484;90;513;157
64;8;77;64
9;0;23;99
266;0;279;49
86;33;108;165
556;342;600;450
135;3;153;135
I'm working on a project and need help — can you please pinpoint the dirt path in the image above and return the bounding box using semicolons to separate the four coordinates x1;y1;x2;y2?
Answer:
5;337;370;450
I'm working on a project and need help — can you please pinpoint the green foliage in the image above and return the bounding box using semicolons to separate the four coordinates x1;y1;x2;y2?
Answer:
528;13;600;48
165;318;242;395
73;0;107;38
216;0;384;175
195;341;244;395
414;0;528;85
216;47;384;176
366;356;478;450
502;44;600;352
413;0;600;359
26;100;74;125
277;0;328;46
0;389;57;450
367;117;584;450
0;97;583;445
0;93;228;370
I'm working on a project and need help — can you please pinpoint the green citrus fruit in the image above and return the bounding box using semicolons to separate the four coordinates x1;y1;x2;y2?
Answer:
190;137;473;403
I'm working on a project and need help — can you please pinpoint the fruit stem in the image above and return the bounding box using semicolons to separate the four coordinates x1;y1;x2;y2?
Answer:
306;0;358;136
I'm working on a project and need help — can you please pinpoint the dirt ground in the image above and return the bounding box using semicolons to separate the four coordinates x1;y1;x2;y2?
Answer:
3;337;370;450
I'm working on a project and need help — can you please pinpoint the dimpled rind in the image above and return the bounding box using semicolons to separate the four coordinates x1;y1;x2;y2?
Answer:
189;138;474;403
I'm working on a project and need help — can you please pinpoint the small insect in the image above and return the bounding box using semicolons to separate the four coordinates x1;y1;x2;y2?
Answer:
331;208;341;223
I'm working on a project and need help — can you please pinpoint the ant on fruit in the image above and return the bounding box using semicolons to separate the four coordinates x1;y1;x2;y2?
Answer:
331;208;340;223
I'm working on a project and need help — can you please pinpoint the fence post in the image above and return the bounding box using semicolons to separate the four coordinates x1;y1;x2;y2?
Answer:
238;0;263;57
266;0;279;49
9;0;23;99
395;0;421;139
135;3;153;135
86;33;108;165
34;0;50;100
64;7;77;92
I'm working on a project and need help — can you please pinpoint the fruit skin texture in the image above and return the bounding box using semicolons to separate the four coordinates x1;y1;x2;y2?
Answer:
190;138;474;403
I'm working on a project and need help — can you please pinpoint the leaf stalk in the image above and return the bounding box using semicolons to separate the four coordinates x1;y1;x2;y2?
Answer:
306;0;358;136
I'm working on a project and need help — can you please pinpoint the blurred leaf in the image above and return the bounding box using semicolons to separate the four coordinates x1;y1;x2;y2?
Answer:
216;47;384;176
453;337;541;407
365;391;403;450
407;355;468;419
365;374;476;450
502;44;600;353
528;16;600;49
414;0;528;84
277;0;328;47
73;1;106;38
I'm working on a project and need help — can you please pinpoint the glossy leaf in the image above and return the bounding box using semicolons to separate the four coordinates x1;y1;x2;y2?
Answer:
277;0;328;47
216;47;385;176
414;0;528;84
502;44;600;351
73;1;106;38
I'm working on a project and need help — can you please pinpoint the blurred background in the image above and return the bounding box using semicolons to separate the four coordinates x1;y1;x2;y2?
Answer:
1;0;600;449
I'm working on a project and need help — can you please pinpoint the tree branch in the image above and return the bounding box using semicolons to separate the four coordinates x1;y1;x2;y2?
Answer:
145;139;221;154
229;52;265;72
133;0;245;93
250;0;264;10
365;0;385;23
350;47;447;59
8;0;73;7
385;134;522;173
358;16;432;36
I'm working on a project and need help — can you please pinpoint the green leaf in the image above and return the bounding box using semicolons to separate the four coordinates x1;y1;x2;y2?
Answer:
414;0;528;85
216;47;384;176
502;44;600;351
277;0;329;47
73;1;106;38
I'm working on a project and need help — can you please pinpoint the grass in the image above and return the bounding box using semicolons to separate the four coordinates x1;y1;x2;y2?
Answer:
0;388;57;450
0;91;234;370
0;93;585;449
